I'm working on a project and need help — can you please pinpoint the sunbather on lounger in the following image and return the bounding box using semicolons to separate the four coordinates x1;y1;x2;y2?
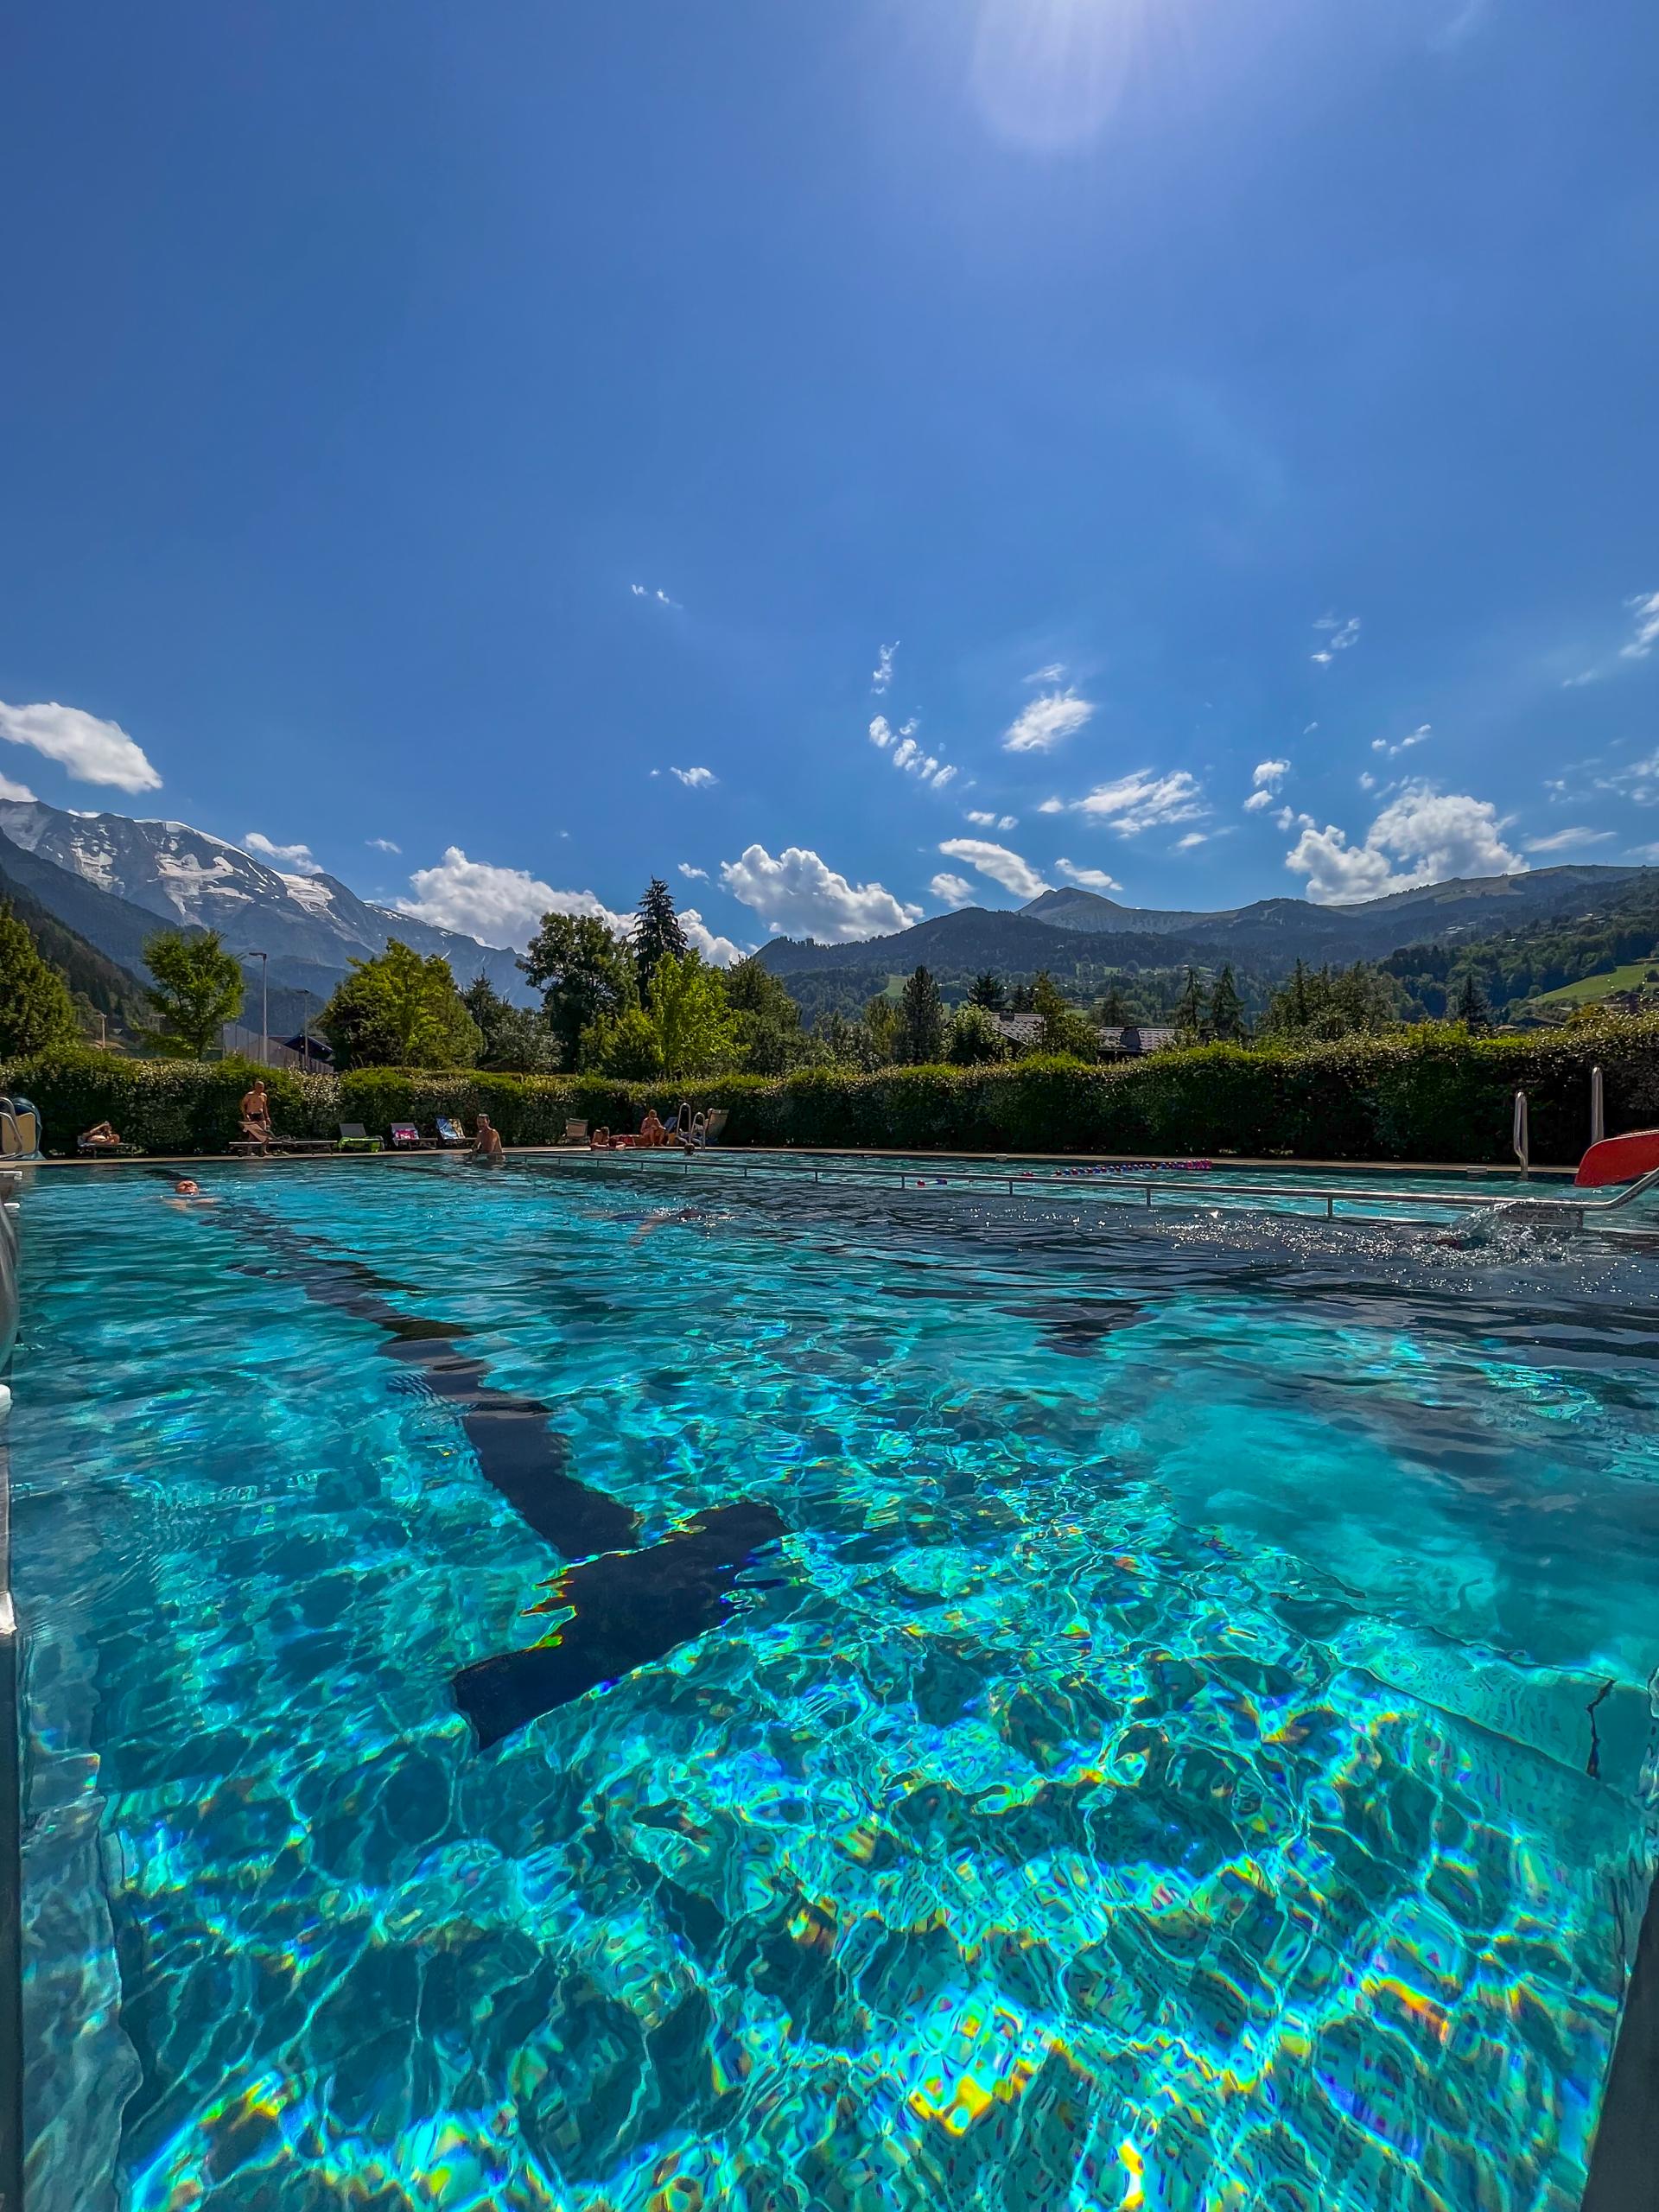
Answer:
80;1121;122;1149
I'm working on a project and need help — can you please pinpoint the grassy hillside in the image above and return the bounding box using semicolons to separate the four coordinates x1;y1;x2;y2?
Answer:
1527;960;1659;1009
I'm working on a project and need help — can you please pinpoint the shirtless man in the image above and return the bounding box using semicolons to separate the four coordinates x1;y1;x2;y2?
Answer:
239;1078;272;1149
472;1113;505;1166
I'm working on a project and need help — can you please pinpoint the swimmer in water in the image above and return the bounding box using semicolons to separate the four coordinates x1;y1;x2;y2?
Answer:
162;1176;219;1210
471;1113;505;1167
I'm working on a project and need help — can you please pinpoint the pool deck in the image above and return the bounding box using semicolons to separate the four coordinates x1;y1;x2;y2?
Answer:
20;1143;1579;1179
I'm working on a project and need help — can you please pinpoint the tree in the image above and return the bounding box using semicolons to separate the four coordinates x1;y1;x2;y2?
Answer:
1262;959;1400;1042
648;950;738;1076
461;976;559;1072
948;1002;1007;1065
321;941;481;1069
143;929;245;1058
0;903;78;1057
967;971;1007;1012
896;967;946;1064
1209;964;1246;1044
594;1004;664;1078
519;912;635;1066
1174;967;1205;1043
1452;969;1490;1031
633;877;688;993
1033;970;1098;1058
725;956;805;1074
1098;982;1131;1027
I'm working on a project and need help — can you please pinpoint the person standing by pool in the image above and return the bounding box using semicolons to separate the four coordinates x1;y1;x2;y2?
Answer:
472;1113;505;1166
239;1077;272;1150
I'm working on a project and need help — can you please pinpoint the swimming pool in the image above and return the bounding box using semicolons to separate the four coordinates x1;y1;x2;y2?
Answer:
15;1157;1659;2209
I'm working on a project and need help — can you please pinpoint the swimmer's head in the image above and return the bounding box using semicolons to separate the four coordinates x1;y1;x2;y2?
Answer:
174;1178;200;1195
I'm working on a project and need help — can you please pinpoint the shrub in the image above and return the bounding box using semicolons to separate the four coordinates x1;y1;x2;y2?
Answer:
3;1016;1653;1164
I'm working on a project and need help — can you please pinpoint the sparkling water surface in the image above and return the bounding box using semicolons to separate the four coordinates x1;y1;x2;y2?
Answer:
16;1155;1659;2211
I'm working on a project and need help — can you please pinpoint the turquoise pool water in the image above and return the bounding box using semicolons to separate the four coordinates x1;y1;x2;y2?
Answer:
16;1157;1659;2210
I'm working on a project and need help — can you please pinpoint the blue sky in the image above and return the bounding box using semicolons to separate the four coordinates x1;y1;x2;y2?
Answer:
3;0;1656;956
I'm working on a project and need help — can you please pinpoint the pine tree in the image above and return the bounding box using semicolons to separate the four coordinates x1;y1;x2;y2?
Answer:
1098;982;1130;1026
1452;969;1490;1031
897;966;946;1064
633;877;689;992
1209;963;1246;1043
1174;966;1205;1041
967;971;1007;1012
0;903;78;1057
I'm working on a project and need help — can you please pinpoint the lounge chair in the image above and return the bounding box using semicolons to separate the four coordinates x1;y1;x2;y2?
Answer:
337;1122;382;1153
77;1134;144;1158
388;1123;424;1149
702;1109;728;1147
0;1096;41;1160
558;1119;588;1147
435;1117;467;1148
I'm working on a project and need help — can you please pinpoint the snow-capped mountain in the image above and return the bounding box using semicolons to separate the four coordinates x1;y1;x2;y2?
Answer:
0;800;533;1004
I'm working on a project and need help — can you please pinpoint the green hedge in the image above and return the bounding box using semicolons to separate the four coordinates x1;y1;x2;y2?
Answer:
4;1019;1656;1164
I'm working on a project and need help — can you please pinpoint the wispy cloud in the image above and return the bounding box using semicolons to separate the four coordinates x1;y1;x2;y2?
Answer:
1286;785;1523;906
1023;662;1067;685
1052;770;1207;836
1523;826;1614;854
1004;687;1094;753
720;844;921;940
678;861;710;881
670;765;717;788
398;849;630;947
365;836;401;855
0;774;36;803
1595;748;1659;804
630;582;681;609
872;640;898;693
245;830;322;875
1243;758;1290;813
1310;614;1361;666
929;871;976;908
1055;858;1121;892
1371;724;1431;760
965;809;1019;830
870;715;955;789
1173;832;1209;851
1621;589;1659;661
937;837;1050;900
0;697;162;792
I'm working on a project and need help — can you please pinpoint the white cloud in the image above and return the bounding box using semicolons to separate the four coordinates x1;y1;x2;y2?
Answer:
631;583;681;609
1173;832;1209;851
1598;748;1659;804
872;715;953;788
929;872;976;908
398;847;630;948
1620;589;1659;661
719;843;921;941
1024;662;1067;685
0;773;36;803
678;861;710;881
1037;797;1064;815
366;836;401;854
1060;770;1207;836
965;809;1019;830
0;698;162;792
1003;688;1094;753
245;830;322;874
1055;859;1122;892
1243;759;1290;812
1357;772;1376;792
937;837;1051;900
1523;826;1614;853
671;765;717;788
1370;723;1431;760
1310;614;1360;665
680;908;743;965
872;641;898;693
1286;784;1525;906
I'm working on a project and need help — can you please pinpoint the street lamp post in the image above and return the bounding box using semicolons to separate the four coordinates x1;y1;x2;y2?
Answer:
259;952;269;1068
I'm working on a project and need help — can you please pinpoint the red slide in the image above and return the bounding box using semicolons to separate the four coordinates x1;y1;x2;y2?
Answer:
1575;1130;1659;1188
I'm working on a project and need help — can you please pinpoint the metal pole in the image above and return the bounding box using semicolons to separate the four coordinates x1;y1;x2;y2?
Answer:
1591;1066;1605;1148
260;952;269;1069
1513;1090;1530;1180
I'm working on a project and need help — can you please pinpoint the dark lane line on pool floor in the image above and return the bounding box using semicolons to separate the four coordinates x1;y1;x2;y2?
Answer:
188;1198;791;1747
